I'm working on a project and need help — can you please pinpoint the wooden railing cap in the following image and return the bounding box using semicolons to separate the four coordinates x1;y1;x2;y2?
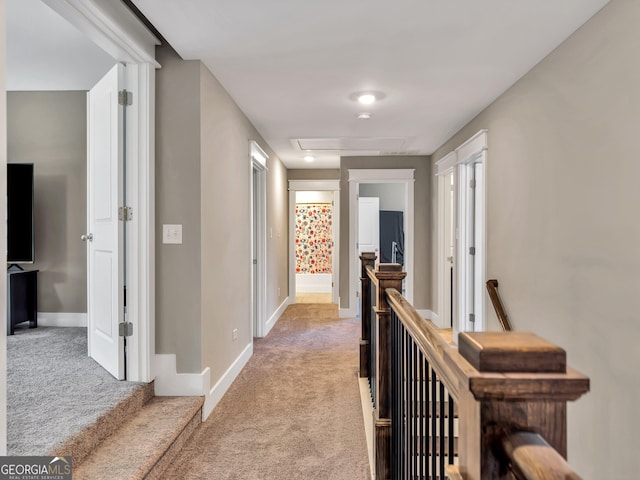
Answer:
459;331;566;374
359;252;377;261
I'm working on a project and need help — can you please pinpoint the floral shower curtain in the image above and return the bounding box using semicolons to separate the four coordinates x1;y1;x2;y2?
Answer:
295;203;333;274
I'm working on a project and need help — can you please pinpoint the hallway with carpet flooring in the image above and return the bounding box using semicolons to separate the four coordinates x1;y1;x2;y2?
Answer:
161;303;370;479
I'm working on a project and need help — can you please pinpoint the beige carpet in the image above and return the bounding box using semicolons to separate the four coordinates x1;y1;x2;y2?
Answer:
161;304;370;480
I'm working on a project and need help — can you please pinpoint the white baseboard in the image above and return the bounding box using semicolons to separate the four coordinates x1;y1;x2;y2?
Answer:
264;296;290;337
38;312;87;327
202;342;253;421
339;307;356;318
155;343;254;422
154;354;209;397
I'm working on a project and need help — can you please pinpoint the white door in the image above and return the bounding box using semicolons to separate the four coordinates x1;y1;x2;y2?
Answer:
358;197;380;258
87;64;125;379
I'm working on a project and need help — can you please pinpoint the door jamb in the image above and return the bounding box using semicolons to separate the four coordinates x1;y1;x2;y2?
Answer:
435;152;457;329
454;130;488;337
250;141;268;338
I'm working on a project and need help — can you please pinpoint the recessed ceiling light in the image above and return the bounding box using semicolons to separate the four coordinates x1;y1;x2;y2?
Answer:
358;93;376;105
349;90;386;104
304;155;314;162
358;113;372;119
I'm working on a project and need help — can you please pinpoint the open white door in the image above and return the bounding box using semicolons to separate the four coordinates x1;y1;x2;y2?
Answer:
86;64;125;379
358;196;380;259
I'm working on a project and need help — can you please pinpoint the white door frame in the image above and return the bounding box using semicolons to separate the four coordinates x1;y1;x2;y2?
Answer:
250;141;268;337
288;180;340;304
44;0;159;382
435;152;457;329
454;130;488;336
345;169;415;318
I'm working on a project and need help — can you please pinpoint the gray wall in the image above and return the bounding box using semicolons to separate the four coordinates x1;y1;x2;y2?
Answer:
430;0;639;476
155;46;202;373
359;183;406;212
156;45;289;386
7;91;87;313
288;169;340;181
339;156;431;311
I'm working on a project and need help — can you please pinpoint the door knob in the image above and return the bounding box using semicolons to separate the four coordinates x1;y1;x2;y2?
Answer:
81;233;94;242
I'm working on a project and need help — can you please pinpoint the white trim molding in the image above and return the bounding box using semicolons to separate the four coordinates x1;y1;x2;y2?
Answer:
265;296;290;337
155;343;254;422
456;129;488;164
455;130;488;337
288;179;340;191
250;142;268;338
435;151;457;175
38;312;88;328
154;354;209;397
42;0;159;66
347;169;415;318
202;343;253;420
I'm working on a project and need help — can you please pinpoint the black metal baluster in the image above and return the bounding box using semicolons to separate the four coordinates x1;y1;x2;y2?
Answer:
448;394;454;466
431;368;437;479
413;340;419;478
439;382;445;478
418;352;424;479
369;283;376;408
406;329;411;479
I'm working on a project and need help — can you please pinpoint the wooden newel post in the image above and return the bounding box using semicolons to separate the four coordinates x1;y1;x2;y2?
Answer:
359;252;377;379
457;332;590;480
374;263;406;480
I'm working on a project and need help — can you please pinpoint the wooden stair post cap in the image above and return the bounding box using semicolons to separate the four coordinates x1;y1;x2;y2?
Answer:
459;331;566;373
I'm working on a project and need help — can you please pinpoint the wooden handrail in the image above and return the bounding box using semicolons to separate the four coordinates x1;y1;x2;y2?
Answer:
359;257;590;480
486;279;513;331
503;432;583;480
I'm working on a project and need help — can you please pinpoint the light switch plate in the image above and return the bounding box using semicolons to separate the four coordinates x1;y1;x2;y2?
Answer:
163;224;183;244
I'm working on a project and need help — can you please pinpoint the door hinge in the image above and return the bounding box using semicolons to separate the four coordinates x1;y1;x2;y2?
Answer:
469;179;476;189
119;206;133;222
119;322;133;337
469;313;476;323
469;246;476;255
118;89;133;106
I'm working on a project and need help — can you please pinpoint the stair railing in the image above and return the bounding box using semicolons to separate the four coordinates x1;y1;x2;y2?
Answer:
486;279;512;331
359;254;590;480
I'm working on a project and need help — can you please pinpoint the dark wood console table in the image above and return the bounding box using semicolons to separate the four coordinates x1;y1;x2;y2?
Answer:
7;268;38;335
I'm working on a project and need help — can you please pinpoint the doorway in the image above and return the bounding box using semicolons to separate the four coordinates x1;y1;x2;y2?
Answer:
436;130;487;336
6;0;158;382
288;180;340;306
346;169;415;318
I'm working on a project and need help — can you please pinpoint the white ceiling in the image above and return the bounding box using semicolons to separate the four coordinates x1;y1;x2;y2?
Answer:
7;0;115;91
132;0;608;169
8;1;608;167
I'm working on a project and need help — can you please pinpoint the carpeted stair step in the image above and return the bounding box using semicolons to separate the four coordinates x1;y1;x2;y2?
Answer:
48;381;155;465
72;396;204;480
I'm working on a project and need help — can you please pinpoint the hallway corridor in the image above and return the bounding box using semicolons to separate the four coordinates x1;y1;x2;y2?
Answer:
162;304;370;479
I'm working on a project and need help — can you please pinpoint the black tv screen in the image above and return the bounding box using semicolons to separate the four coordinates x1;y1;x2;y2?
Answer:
7;163;35;263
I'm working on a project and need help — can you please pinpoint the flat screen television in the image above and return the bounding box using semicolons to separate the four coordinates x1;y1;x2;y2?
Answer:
7;163;35;264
